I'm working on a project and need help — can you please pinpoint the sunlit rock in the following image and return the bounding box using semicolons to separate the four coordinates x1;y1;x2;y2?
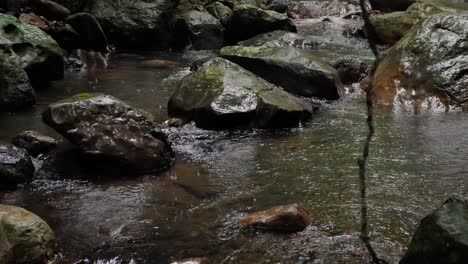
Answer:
372;12;468;110
168;57;313;130
370;0;468;44
42;93;174;173
240;203;313;232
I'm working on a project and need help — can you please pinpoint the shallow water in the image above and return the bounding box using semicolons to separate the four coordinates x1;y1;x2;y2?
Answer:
0;47;467;263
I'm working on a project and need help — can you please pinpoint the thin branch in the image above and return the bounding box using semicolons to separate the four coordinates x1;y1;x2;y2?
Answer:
357;0;387;263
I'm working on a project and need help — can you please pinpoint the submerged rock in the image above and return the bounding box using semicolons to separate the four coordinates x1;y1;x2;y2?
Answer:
12;130;58;156
0;14;64;84
54;0;88;14
262;0;292;14
0;144;34;190
65;12;109;52
372;12;468;110
0;204;55;263
174;8;224;50
240;203;313;232
401;196;468;264
168;57;313;130
225;4;296;44
42;93;174;173
0;56;35;111
220;45;344;100
86;0;177;48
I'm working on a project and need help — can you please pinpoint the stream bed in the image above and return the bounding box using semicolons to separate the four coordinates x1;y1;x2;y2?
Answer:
0;48;467;263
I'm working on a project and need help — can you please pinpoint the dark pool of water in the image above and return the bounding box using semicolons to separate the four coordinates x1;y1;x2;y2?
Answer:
0;49;467;263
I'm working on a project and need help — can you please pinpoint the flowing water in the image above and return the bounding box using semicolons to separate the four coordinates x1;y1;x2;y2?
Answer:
1;25;468;264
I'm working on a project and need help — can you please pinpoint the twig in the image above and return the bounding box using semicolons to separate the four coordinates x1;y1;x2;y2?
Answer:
357;0;387;263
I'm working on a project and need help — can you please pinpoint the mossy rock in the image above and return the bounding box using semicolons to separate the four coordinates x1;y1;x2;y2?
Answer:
168;57;313;130
0;14;64;84
0;56;35;111
0;204;55;263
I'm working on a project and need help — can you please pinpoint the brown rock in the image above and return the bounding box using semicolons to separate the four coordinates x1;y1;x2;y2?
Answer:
240;203;313;232
19;13;48;30
163;118;186;128
170;258;209;264
12;130;58;156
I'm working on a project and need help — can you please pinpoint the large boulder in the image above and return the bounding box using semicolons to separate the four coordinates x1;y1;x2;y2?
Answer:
238;30;373;84
85;0;178;48
240;203;313;232
0;56;35;111
0;14;64;84
372;12;468;110
0;204;55;263
42;93;174;172
400;196;468;264
168;57;313;130
370;0;468;44
220;45;344;100
174;8;224;50
225;4;296;44
0;144;34;190
65;12;109;52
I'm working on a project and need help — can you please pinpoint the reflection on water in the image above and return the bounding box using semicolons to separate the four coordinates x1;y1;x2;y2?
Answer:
0;51;467;263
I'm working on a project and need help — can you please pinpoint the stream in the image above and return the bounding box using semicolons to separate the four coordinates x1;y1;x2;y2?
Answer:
1;16;468;264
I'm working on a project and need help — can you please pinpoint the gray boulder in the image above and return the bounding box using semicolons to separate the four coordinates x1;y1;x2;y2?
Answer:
168;57;313;130
400;196;468;264
225;4;296;44
43;93;174;172
85;0;178;48
220;45;344;100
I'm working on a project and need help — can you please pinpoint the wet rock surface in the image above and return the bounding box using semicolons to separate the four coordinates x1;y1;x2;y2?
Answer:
0;204;55;264
220;45;344;99
42;93;174;172
401;196;468;264
174;8;224;50
0;144;34;190
370;0;468;44
0;56;35;111
240;203;313;232
0;14;64;84
168;57;313;129
12;130;58;156
225;4;296;44
86;0;177;48
372;12;468;110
